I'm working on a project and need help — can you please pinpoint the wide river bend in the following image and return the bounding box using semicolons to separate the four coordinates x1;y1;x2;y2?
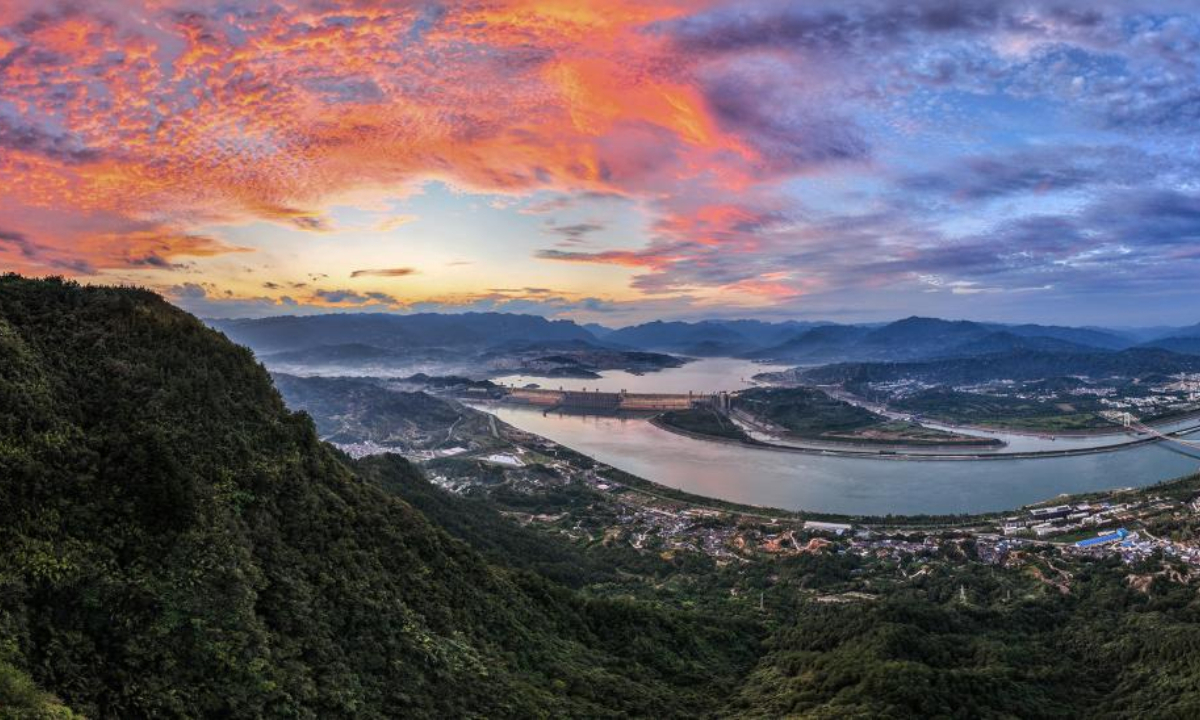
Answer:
484;359;1200;515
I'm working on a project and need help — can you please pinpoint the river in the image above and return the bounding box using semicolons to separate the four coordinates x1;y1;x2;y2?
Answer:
479;358;1200;516
496;356;792;394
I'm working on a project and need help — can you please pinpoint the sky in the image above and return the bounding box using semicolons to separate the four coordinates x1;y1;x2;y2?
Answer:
1;0;1199;327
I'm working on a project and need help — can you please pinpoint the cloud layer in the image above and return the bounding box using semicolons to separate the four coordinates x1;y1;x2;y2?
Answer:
1;0;1199;322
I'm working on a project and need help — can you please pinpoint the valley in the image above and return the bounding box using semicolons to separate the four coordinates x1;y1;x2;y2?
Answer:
7;278;1200;718
259;345;1200;592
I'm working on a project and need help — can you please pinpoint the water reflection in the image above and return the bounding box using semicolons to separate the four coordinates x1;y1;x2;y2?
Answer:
479;357;1200;514
483;404;1200;516
496;357;790;394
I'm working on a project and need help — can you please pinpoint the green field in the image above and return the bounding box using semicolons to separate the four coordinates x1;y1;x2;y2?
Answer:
656;407;752;441
893;388;1118;431
733;388;999;445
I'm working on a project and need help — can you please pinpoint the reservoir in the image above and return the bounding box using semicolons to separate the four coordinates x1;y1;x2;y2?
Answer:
481;358;1200;516
496;356;792;395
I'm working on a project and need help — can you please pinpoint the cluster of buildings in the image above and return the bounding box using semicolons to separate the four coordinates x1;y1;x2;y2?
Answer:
954;379;1063;404
403;411;1200;581
991;493;1200;568
1000;498;1163;538
1161;373;1200;400
845;534;941;562
1065;529;1200;567
595;499;750;561
1096;374;1200;413
869;374;1200;417
333;439;396;459
860;378;938;400
1100;394;1188;412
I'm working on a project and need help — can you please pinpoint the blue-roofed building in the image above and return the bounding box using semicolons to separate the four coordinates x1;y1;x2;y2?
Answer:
1076;528;1129;548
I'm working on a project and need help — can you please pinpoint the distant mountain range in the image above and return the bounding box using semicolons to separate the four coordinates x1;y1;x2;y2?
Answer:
587;316;1196;362
212;312;595;354
209;312;1200;368
1143;336;1200;355
1139;321;1200;355
800;347;1200;387
741;317;1144;363
597;319;823;357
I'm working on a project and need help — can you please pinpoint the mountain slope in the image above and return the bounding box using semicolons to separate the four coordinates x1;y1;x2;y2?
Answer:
1165;322;1200;339
603;320;750;354
1005;324;1132;350
211;312;597;354
602;319;819;355
1141;335;1200;355
856;317;991;357
802;347;1200;386
0;276;758;718
940;330;1101;357
750;319;1132;363
747;324;870;361
271;373;476;449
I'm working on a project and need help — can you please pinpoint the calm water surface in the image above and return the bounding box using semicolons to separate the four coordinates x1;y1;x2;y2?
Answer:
497;357;791;394
481;359;1200;515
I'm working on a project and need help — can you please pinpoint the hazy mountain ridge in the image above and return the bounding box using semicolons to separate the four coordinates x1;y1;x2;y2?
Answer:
937;330;1102;358
600;319;822;356
800;347;1200;386
210;313;1197;372
1141;336;1200;355
1003;324;1132;349
749;317;1147;363
211;311;597;354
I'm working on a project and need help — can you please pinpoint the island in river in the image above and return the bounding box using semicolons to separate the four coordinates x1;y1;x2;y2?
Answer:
656;386;1002;449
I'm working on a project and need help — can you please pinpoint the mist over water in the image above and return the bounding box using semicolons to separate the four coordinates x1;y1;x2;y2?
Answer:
496;357;790;394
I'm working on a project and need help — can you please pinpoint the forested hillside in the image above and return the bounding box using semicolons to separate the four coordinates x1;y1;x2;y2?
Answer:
0;276;758;718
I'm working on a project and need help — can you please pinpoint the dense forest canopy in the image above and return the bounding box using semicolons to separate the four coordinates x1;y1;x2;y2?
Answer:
0;276;758;718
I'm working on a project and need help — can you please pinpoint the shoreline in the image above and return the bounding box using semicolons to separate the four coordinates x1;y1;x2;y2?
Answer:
461;398;1200;526
920;406;1200;438
461;402;1200;527
828;387;1200;439
648;414;1200;462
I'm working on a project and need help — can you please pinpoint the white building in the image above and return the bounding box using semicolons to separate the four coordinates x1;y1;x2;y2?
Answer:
805;521;853;535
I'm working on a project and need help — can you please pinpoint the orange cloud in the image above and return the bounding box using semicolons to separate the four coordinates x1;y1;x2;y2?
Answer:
350;267;417;278
0;0;845;297
375;214;418;232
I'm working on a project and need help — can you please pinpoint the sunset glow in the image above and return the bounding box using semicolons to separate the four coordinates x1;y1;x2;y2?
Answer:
3;1;1199;324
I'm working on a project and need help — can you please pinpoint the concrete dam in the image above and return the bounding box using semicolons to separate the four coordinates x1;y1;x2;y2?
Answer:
502;386;730;413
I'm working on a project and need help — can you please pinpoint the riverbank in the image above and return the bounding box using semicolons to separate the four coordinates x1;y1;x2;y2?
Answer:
727;405;1003;449
471;402;1200;528
649;413;1200;461
478;400;1200;515
822;386;1200;440
922;406;1200;438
